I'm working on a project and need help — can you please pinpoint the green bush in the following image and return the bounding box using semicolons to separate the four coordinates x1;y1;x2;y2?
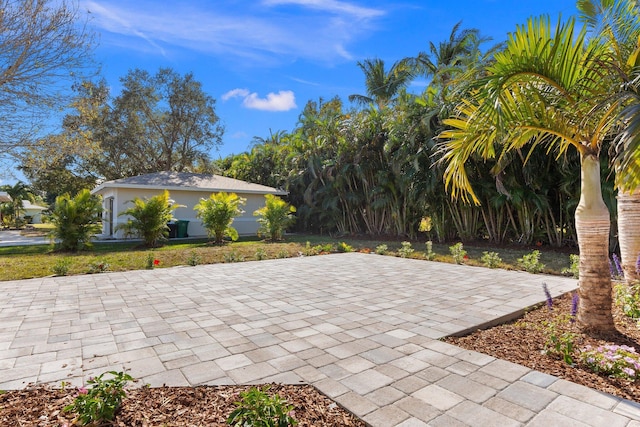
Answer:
337;242;354;253
425;241;436;260
227;386;297;427
449;242;467;264
518;250;545;274
194;192;246;244
116;190;183;247
480;251;502;268
49;189;102;252
254;195;296;241
375;244;388;255
52;258;72;276
561;254;579;278
398;241;414;258
64;371;134;425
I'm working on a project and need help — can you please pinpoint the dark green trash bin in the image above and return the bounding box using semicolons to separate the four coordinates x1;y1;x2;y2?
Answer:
176;220;189;238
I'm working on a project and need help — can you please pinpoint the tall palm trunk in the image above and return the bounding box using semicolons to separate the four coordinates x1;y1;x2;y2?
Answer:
617;189;640;283
575;155;615;332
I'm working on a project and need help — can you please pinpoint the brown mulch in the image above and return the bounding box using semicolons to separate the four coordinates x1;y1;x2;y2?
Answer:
446;292;640;402
0;384;365;426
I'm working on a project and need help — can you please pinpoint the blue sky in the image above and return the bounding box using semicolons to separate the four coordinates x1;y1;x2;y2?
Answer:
3;0;579;185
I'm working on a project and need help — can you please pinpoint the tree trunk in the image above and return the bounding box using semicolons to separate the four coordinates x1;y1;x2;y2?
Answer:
617;189;640;283
575;154;615;333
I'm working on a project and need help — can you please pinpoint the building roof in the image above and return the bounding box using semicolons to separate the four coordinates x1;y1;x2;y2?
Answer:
22;200;48;211
91;172;287;196
0;192;10;202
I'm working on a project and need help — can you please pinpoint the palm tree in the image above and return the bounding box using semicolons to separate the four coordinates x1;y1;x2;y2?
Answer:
578;0;640;283
348;58;412;110
0;181;35;226
439;16;622;332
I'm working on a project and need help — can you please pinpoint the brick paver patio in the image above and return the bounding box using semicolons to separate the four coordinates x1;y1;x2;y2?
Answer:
2;253;639;425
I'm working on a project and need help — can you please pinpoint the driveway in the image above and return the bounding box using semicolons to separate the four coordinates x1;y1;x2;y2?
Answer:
1;253;638;425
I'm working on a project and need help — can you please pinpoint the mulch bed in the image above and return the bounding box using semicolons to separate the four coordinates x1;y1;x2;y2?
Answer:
445;292;640;402
0;384;365;426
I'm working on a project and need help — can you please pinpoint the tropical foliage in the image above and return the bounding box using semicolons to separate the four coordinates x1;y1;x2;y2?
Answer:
115;190;182;247
254;195;296;241
48;189;102;252
194;192;246;243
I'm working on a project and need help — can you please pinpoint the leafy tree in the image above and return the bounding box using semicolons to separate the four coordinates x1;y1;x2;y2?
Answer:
194;192;246;243
254;195;296;241
0;0;95;158
439;16;621;332
49;189;102;251
25;68;224;181
116;190;182;247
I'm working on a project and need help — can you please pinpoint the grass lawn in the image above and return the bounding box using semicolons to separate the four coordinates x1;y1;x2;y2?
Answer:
0;234;577;281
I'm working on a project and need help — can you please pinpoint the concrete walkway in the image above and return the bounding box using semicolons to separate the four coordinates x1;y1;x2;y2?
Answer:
1;253;639;426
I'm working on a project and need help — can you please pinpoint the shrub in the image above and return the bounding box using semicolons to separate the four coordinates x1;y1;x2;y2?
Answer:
424;241;436;260
194;192;246;244
276;249;290;259
255;247;268;260
145;254;160;269
337;242;353;253
518;250;545;274
227;385;297;427
562;254;579;278
375;244;388;255
224;251;244;263
398;241;414;258
449;242;467;264
88;260;110;274
187;250;201;266
49;189;102;252
254;195;296;241
480;251;502;269
52;258;72;276
64;371;134;425
115;190;183;248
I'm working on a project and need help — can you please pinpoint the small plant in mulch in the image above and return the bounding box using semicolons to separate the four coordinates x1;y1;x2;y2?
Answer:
397;241;414;258
579;344;640;381
518;250;545;274
337;242;354;253
52;257;72;276
424;241;436;260
145;253;160;269
227;385;297;427
64;371;134;425
375;244;388;255
449;242;467;264
480;251;502;269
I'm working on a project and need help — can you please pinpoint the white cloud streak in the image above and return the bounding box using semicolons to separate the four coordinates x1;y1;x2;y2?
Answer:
81;0;386;65
223;88;297;112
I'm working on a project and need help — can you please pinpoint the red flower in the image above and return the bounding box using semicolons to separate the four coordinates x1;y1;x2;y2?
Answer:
153;259;160;266
463;255;469;260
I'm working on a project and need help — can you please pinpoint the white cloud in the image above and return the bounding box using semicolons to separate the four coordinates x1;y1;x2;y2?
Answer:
243;90;297;111
223;88;296;111
261;0;385;20
222;88;250;101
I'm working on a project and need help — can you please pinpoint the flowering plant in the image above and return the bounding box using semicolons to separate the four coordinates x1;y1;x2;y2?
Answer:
64;371;134;425
579;344;640;380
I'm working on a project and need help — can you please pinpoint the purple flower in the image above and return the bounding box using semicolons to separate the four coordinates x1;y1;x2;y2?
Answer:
636;253;640;275
609;258;616;278
570;293;579;322
612;253;623;277
542;282;552;310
